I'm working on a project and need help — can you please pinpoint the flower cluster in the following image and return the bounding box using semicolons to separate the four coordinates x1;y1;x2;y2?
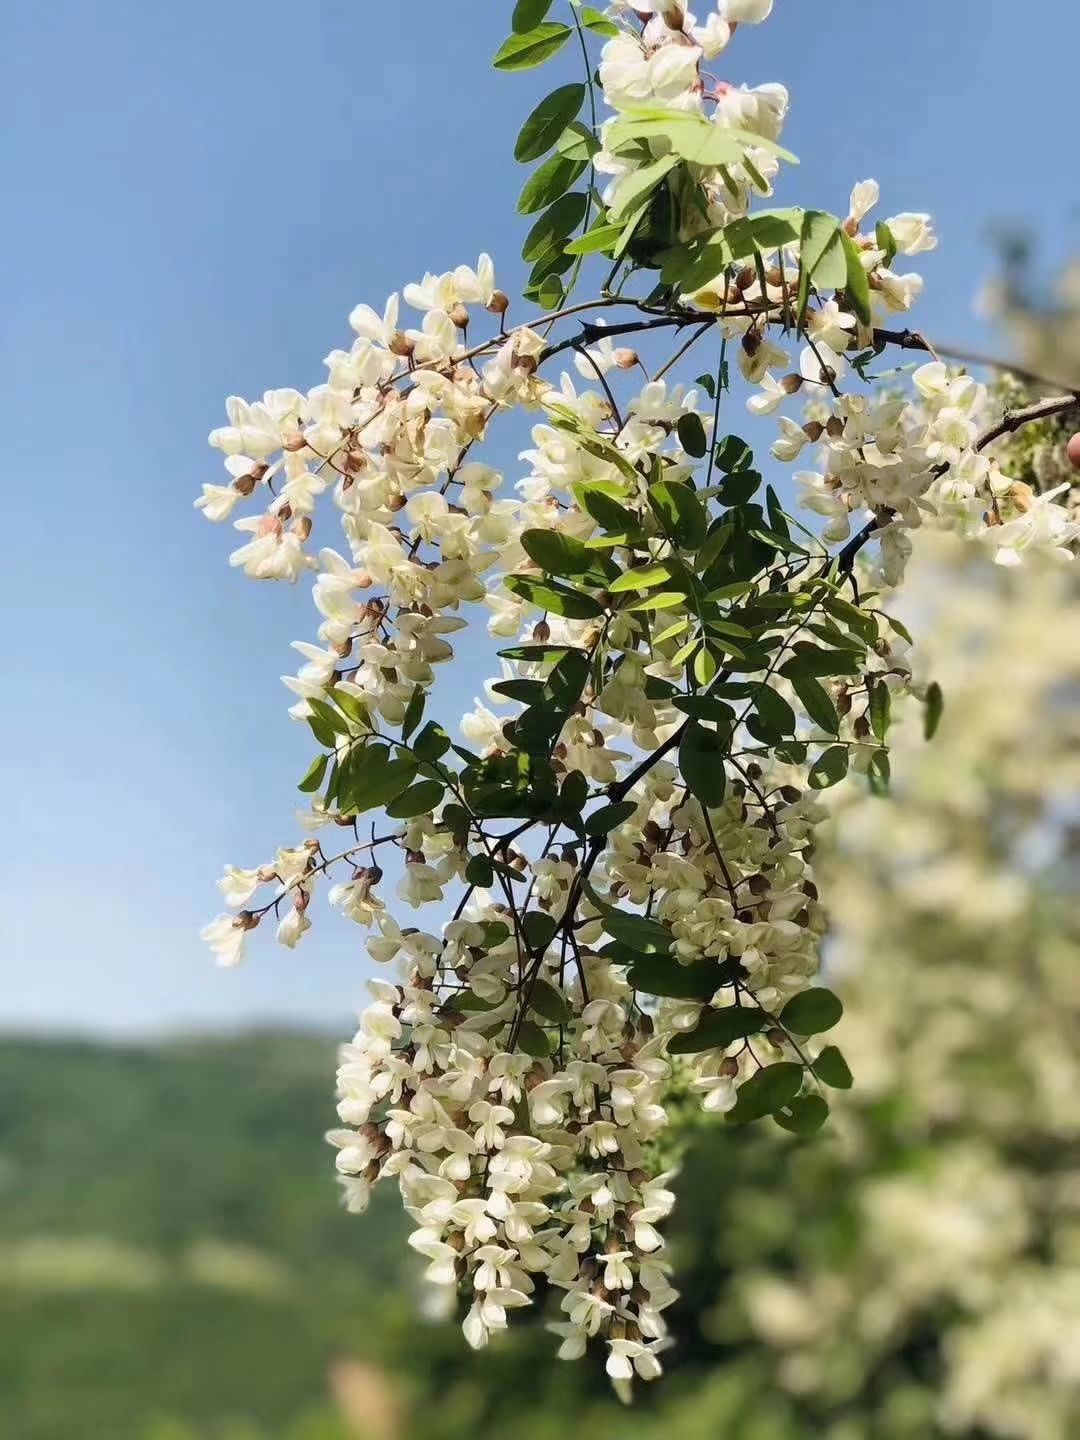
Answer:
194;0;1079;1396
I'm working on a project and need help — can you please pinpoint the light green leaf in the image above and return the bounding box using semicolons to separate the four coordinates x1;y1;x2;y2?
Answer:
494;23;572;71
608;152;678;222
609;561;678;594
503;574;605;618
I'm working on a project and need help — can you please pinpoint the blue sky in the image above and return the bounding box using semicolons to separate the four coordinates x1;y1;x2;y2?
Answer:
2;0;1076;1035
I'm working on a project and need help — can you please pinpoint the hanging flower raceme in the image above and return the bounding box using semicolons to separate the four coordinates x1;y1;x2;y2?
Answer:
195;0;1079;1399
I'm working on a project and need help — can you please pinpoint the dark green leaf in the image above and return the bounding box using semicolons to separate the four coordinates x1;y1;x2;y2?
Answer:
780;987;843;1036
754;686;797;737
679;721;728;808
868;676;891;743
522;191;590;262
714;435;754;472
413;722;451;762
814;1044;853;1089
782;647;862;679
924;681;944;740
668;1005;767;1053
774;1094;829;1135
515;83;586;162
676;412;708;459
522;911;559;950
585;800;638;837
521;526;612;579
401;685;425;741
465;855;495;887
385;779;444;819
503;574;605;618
808;745;849;790
518;153;587;214
627;955;726;1001
790;673;839;733
556;120;600;163
517;1019;553;1058
530;978;571;1024
727;1062;805;1123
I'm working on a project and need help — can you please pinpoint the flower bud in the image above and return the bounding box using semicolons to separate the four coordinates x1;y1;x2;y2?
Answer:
486;290;510;316
389;330;414;357
614;348;639;370
449;302;470;330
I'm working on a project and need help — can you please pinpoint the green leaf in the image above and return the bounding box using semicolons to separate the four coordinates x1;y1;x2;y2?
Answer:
522;191;590;262
671;695;735;727
579;4;618;35
412;721;451;762
609;561;677;594
868;676;891;743
774;1094;829;1135
841;229;872;325
790;673;839;733
714;435;754;473
924;681;944;740
465;855;494;888
867;747;891;794
814;1044;853;1089
521;526;608;579
307;697;352;737
574;485;642;537
516;1019;553;1058
797;209;845;322
330;687;369;726
780;987;843;1036
386;779;444;819
556;120;600;163
518;153;587;215
512;0;554;30
608;113;797;169
530;978;571;1024
649;478;708;548
494;23;571;71
608;152;678;222
679;721;728;808
716;469;762;507
781;647;862;679
599;907;673;954
585;800;638;837
401;685;425;741
564;221;623;255
727;1062;804;1123
808;745;849;790
298;753;328;794
503;574;605;618
340;752;418;817
515;83;586;162
754;686;797;737
522;911;559;950
627;955;726;1000
875;219;898;267
676;412;708;459
667;1006;767;1053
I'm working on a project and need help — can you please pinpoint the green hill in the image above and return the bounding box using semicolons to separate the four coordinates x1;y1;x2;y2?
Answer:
0;1031;413;1440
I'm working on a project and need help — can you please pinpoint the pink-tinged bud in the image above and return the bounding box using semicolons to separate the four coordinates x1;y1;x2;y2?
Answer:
614;348;638;370
486;290;510;316
449;302;470;330
735;265;757;292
